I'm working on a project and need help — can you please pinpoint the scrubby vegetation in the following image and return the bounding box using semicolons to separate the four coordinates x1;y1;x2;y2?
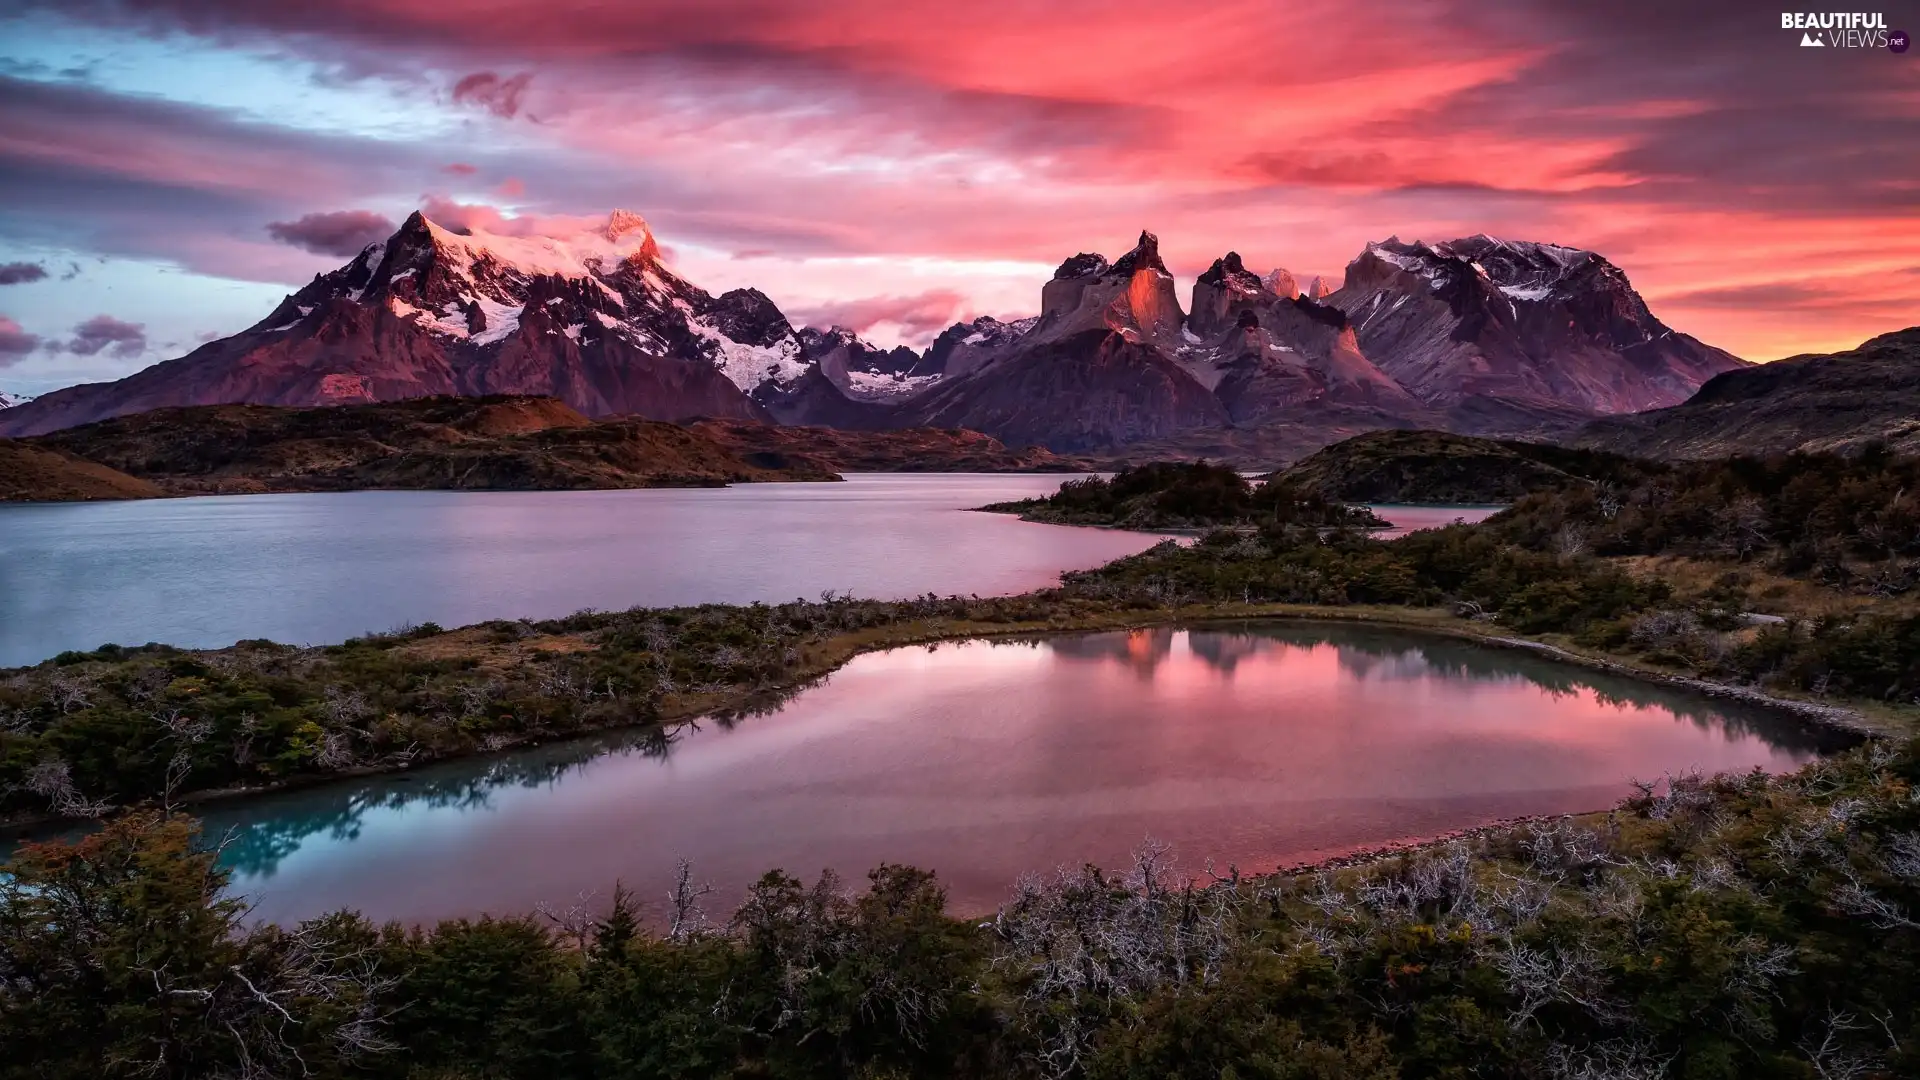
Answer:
0;591;1114;820
979;461;1388;530
1484;445;1920;573
1069;448;1920;706
9;740;1920;1079
1276;428;1652;505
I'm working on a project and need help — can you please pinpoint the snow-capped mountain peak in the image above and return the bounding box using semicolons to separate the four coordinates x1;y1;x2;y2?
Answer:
1356;235;1613;305
0;390;32;410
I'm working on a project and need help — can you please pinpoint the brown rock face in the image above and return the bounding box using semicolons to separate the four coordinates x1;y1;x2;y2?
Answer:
1031;231;1185;348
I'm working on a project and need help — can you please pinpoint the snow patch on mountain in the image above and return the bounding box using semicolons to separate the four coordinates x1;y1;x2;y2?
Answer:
420;215;656;285
846;371;941;398
470;296;525;346
690;317;807;392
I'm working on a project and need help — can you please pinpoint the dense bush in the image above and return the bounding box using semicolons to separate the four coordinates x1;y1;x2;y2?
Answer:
0;592;1104;818
8;741;1920;1078
1486;445;1920;572
982;461;1388;531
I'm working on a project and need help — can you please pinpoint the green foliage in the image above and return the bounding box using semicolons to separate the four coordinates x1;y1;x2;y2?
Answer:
0;591;1091;817
0;813;391;1079
1278;427;1656;505
982;461;1388;531
1487;446;1920;571
9;743;1920;1078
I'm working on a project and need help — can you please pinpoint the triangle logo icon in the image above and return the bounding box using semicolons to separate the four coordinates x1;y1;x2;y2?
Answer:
1800;31;1824;46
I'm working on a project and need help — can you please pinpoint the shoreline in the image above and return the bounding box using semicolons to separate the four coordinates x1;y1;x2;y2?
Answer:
1;600;1882;836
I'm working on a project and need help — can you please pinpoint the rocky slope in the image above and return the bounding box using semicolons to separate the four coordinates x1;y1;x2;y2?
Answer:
22;395;838;496
907;325;1228;452
1574;328;1920;459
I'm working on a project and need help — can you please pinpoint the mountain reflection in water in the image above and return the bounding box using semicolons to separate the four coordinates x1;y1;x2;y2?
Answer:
152;622;1843;925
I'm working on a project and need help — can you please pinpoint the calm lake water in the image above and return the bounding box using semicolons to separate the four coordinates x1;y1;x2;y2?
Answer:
183;623;1830;926
0;477;1497;668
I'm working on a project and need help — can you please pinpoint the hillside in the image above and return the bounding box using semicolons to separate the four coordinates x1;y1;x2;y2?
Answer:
691;418;1085;472
24;396;838;497
979;460;1387;530
0;441;162;502
1576;327;1920;459
1279;429;1653;504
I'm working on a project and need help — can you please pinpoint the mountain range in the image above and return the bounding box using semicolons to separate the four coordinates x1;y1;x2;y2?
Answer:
1575;328;1920;459
0;211;1751;456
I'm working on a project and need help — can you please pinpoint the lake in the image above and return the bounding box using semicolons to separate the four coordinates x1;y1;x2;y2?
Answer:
187;622;1833;926
0;476;1498;667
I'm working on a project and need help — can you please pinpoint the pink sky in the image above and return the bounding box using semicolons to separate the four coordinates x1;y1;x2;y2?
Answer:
0;0;1915;390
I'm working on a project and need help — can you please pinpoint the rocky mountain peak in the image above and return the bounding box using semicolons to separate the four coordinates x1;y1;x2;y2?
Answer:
602;209;662;263
1108;230;1168;277
1265;268;1300;297
1197;252;1265;295
1052;253;1110;280
1305;276;1334;300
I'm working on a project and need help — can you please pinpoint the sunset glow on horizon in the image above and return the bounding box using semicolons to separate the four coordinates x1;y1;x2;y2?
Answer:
0;0;1915;394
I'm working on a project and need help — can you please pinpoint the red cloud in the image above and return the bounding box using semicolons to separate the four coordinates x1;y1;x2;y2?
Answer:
451;71;533;118
2;0;1915;364
0;316;40;364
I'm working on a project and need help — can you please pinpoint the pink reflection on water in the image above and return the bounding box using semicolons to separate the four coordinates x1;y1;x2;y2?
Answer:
213;626;1826;925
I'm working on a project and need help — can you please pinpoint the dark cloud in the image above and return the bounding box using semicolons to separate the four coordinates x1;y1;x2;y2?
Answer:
0;316;38;364
451;72;533;118
62;314;147;358
266;209;397;256
790;290;970;343
0;75;446;282
0;261;47;285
